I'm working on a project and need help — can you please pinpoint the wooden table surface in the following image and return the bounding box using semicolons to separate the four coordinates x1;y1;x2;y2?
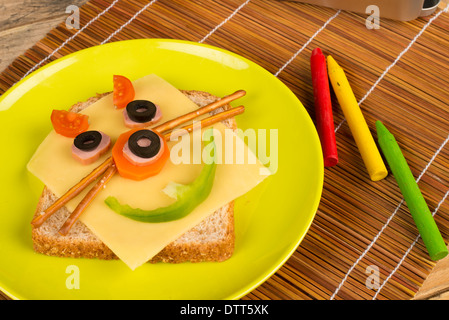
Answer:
1;0;449;300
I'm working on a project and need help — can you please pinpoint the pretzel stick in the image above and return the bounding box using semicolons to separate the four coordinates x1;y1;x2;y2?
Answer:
56;105;246;235
154;90;246;133
58;164;117;236
165;106;245;140
31;156;114;228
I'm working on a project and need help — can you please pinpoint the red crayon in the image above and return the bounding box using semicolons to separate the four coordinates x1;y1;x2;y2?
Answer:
310;48;338;167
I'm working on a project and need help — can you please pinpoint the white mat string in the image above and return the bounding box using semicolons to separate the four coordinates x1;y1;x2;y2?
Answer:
19;0;120;82
274;10;341;77
101;0;158;44
199;0;251;43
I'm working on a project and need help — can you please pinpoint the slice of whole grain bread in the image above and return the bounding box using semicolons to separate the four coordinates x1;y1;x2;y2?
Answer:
31;90;235;263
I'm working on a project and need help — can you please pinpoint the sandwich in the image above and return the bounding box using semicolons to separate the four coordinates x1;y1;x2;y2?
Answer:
28;74;271;270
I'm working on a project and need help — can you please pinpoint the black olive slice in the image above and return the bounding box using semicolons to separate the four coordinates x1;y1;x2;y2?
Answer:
128;130;161;159
74;131;102;151
126;100;157;123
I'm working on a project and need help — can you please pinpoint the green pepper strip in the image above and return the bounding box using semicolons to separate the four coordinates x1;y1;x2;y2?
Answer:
104;133;217;223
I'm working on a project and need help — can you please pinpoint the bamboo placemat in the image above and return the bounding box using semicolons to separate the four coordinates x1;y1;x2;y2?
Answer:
2;0;449;300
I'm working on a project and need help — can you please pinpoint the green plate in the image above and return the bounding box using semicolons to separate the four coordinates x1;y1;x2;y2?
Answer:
0;39;323;300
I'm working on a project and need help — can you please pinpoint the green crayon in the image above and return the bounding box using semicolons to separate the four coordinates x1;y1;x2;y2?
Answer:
376;121;448;261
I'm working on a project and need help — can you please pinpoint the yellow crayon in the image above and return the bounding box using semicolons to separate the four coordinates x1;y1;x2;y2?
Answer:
327;55;387;181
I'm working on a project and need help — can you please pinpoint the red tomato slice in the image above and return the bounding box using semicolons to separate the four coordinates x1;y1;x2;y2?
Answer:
51;110;89;138
112;128;170;181
113;75;135;109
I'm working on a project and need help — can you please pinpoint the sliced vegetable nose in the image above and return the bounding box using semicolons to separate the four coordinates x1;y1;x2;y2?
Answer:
112;128;170;181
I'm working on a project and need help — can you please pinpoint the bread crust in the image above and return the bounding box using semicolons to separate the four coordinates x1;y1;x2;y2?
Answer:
31;90;235;264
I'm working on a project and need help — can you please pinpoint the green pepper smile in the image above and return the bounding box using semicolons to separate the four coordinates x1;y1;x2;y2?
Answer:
104;131;217;223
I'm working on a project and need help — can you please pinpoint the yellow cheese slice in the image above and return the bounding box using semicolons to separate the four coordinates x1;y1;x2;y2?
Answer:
27;74;271;270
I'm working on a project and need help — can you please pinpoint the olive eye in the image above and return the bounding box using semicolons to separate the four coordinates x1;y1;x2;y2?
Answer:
126;100;157;123
72;130;111;165
74;131;102;151
123;100;162;128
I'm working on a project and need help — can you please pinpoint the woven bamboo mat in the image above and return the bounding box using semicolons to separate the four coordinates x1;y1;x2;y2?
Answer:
2;0;449;300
